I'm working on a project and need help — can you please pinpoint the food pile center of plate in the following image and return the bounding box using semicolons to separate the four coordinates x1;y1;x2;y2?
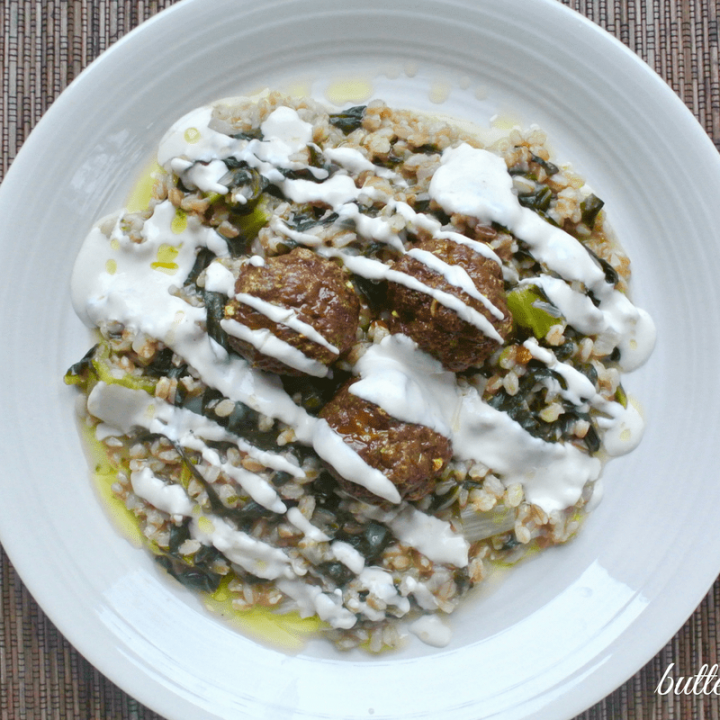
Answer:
65;93;655;651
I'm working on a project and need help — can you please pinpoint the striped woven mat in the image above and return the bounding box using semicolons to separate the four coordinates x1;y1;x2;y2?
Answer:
1;1;718;718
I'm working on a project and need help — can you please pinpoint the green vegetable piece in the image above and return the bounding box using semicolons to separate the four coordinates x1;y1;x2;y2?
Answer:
585;246;619;286
526;185;553;212
288;209;338;233
583;423;601;454
155;554;222;594
328;105;366;134
185;247;215;286
232;128;262;142
168;519;191;556
615;384;628;408
530;153;559;177
204;291;232;353
226;167;267;214
363;522;391;558
507;285;563;339
86;341;157;394
234;198;270;242
580;194;604;229
317;561;355;587
64;344;99;389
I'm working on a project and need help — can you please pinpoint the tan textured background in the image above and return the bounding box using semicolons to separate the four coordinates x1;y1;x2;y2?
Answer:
1;1;719;718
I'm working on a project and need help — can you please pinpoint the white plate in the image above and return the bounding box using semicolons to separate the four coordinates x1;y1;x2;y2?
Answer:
1;0;718;718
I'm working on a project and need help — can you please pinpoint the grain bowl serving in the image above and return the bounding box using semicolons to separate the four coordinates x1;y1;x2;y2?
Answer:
66;91;655;651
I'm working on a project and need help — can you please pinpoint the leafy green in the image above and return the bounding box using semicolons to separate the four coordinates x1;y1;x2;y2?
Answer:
231;128;262;142
328;105;366;134
580;194;604;229
288;209;338;233
351;274;388;313
507;285;563;339
155;553;222;593
585;246;619;285
615;384;628;408
144;347;187;380
317;561;355;587
225;166;268;214
281;370;352;415
185;247;215;286
64;344;99;390
204;291;231;353
234;200;270;241
336;521;392;562
530;153;559;177
518;185;553;212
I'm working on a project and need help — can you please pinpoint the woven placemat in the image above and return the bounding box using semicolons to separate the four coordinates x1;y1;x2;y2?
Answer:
1;1;718;718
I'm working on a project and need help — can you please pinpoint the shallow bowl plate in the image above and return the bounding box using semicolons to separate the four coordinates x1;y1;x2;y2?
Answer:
1;0;718;718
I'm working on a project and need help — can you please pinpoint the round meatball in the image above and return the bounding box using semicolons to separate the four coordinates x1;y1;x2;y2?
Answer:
224;248;360;376
319;381;452;503
387;237;512;371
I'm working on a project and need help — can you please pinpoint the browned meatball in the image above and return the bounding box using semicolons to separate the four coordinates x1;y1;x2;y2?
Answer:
387;237;512;372
319;381;452;503
224;248;360;376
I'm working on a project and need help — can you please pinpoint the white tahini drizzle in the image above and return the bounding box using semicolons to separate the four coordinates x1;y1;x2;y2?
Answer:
429;143;656;372
323;146;402;183
351;334;604;513
388;505;469;568
220;318;330;378
233;293;338;354
130;467;194;518
330;541;366;574
409;615;452;648
87;381;293;513
519;275;605;336
406;247;505;320
206;259;339;368
192;514;292;580
319;248;505;343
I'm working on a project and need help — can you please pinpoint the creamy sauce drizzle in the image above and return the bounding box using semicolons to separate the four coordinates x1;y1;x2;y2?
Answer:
330;541;366;574
406;247;504;320
351;334;604;513
206;259;339;371
193;514;292;580
234;293;339;354
429;143;656;372
388;505;469;568
88;381;292;513
130;467;194;518
319;248;505;343
409;615;452;648
322;146;402;183
286;507;330;542
220;318;330;378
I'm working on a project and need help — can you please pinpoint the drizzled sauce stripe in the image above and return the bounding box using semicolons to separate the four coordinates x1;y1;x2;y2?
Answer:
220;318;330;378
320;249;505;344
406;247;505;321
234;293;339;354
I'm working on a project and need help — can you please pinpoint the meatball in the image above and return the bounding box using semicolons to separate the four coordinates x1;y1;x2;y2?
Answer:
223;248;360;376
319;381;452;503
387;237;512;371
